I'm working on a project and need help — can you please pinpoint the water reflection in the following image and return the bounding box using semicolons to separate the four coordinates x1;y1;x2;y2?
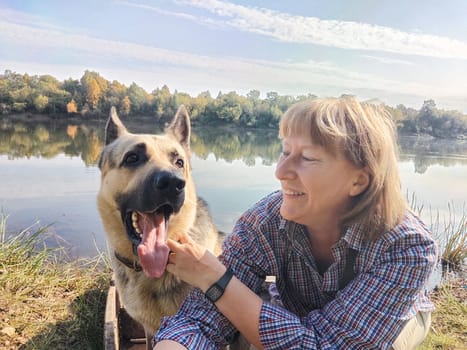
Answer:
398;136;467;173
0;115;466;261
1;115;467;169
0;116;104;165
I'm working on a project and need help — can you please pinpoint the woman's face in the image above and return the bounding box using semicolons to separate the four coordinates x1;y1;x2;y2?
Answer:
275;133;368;231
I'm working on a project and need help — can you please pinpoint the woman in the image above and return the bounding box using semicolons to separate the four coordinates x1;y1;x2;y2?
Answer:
153;97;437;349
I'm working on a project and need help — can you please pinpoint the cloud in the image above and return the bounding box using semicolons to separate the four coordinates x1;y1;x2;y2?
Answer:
0;15;461;99
361;55;414;66
116;0;201;22
174;0;467;60
1;4;466;112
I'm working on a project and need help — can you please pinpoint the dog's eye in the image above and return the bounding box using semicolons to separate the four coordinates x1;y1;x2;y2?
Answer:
175;158;184;168
123;152;139;165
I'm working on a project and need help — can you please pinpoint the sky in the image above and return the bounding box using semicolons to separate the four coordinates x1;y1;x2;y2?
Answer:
1;0;467;112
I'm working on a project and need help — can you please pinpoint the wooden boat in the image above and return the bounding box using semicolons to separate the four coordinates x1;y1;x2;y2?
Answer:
104;277;147;350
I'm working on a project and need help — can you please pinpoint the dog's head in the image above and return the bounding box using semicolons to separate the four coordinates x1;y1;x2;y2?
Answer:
97;105;196;278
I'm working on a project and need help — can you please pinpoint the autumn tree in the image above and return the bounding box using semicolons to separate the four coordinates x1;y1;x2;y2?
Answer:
67;99;78;113
80;70;109;112
120;95;131;116
87;79;101;111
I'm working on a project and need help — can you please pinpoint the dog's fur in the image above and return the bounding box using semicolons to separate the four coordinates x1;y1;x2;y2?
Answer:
97;106;220;347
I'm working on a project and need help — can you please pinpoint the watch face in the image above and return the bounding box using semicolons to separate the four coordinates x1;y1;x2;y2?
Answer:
206;285;223;302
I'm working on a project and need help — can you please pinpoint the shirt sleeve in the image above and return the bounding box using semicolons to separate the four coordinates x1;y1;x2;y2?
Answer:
153;288;239;349
257;227;438;349
154;208;274;348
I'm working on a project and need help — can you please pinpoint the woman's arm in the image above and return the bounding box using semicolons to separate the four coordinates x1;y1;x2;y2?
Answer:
166;235;264;348
154;339;187;349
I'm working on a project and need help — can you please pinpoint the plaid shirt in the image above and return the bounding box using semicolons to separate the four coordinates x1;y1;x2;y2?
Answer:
154;191;437;349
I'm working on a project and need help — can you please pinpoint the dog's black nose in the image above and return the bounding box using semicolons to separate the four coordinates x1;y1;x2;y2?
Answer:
154;171;185;193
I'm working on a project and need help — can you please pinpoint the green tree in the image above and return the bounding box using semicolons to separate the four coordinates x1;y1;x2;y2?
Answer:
33;95;49;112
34;74;70;113
190;91;212;121
108;80;128;111
128;82;151;114
247;89;260;102
416;99;438;134
152;85;174;119
216;91;245;123
63;78;83;108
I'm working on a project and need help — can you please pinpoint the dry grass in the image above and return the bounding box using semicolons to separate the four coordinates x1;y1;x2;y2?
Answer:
420;277;467;349
0;214;111;349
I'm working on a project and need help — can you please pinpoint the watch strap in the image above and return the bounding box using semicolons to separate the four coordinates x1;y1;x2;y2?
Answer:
205;268;234;303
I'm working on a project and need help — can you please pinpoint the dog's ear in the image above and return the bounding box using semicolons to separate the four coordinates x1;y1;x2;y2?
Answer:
167;105;191;149
105;106;128;145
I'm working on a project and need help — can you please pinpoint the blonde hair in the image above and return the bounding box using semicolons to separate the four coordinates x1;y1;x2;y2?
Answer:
279;96;407;240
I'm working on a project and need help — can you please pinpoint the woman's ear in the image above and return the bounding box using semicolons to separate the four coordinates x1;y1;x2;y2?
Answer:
349;168;370;197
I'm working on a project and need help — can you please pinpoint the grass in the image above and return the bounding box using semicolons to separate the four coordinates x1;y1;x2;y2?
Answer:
407;193;466;271
0;211;465;349
419;279;467;349
0;214;111;349
437;203;467;270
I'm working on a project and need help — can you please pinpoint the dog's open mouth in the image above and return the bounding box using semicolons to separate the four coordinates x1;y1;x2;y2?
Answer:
124;204;174;278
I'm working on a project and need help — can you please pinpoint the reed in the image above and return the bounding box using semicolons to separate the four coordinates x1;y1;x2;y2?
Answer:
407;192;467;271
438;203;467;271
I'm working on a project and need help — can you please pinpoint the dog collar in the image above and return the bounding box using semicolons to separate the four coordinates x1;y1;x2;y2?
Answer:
114;251;143;272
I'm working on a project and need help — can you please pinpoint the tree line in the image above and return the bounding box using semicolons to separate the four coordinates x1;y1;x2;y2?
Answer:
2;116;466;173
0;69;466;138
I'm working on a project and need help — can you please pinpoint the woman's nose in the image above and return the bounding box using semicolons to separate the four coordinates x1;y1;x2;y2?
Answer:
275;155;295;180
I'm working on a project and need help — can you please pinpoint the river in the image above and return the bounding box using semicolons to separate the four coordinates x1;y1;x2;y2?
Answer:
0;115;466;266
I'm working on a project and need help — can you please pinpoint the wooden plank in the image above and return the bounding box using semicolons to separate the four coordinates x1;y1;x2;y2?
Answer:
104;278;119;350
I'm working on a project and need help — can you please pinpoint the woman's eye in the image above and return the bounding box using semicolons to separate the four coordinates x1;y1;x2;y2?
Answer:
175;158;184;168
302;155;317;161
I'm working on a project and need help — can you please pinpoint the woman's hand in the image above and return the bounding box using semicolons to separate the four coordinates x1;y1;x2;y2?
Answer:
166;234;227;292
166;234;264;349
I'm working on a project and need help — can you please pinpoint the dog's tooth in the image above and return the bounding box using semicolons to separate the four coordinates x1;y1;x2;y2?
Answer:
131;212;141;234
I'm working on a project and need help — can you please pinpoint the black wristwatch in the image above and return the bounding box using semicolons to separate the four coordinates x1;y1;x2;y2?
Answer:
205;268;234;303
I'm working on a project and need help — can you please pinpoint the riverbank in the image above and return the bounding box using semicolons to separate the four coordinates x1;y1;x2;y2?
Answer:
420;277;466;349
0;218;465;349
0;219;111;349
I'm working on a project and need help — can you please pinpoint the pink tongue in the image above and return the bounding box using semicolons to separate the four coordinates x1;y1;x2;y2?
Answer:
136;212;170;278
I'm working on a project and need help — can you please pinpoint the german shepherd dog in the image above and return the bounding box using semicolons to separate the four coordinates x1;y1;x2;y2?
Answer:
97;106;220;348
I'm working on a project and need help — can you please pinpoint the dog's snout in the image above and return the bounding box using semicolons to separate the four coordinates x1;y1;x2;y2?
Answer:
154;171;185;193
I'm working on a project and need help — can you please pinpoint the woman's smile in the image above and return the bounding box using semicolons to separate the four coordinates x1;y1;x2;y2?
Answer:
282;188;305;196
